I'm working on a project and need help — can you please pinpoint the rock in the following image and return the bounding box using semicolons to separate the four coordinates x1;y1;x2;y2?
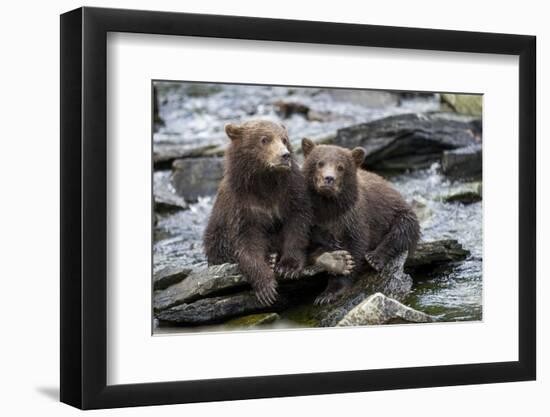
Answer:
333;112;481;171
441;94;482;117
225;312;280;328
153;239;470;313
441;144;482;181
154;263;246;311
153;144;219;169
154;265;193;290
154;190;188;212
171;157;224;202
154;171;188;212
154;262;325;312
373;251;413;301
405;240;470;270
441;182;482;204
336;292;434;326
156;293;290;326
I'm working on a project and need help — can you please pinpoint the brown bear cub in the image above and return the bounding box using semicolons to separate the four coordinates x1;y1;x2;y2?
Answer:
204;120;311;306
301;139;420;305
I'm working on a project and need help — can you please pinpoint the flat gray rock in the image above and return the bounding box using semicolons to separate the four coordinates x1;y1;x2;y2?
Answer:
156;293;290;325
153;265;193;290
154;263;245;311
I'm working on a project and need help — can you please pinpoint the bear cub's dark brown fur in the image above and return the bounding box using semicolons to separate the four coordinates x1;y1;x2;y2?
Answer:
302;139;420;305
204;120;311;306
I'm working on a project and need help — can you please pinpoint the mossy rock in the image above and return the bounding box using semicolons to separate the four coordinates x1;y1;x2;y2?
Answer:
225;313;280;328
440;182;482;204
441;94;482;116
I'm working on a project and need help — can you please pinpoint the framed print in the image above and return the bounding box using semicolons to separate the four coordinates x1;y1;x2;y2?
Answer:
60;6;536;410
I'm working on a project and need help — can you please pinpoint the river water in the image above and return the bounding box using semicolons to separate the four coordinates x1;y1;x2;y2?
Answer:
153;82;482;324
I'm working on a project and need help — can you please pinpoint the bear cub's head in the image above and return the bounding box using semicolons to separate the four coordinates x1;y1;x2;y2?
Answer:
225;120;293;172
302;138;366;198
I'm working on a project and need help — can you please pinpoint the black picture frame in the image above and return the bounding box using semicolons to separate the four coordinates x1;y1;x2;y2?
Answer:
60;6;536;410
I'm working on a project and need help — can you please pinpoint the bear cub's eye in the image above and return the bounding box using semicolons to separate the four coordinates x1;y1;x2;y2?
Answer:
260;136;269;145
337;164;344;172
317;161;325;168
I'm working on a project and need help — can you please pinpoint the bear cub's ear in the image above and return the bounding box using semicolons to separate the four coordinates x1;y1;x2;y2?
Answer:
225;123;243;141
351;147;366;167
302;138;316;157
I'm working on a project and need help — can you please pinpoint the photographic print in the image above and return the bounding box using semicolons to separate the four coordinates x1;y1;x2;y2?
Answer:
152;81;482;334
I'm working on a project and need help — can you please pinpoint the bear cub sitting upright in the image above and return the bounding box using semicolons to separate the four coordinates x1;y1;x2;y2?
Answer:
204;120;311;306
301;139;420;305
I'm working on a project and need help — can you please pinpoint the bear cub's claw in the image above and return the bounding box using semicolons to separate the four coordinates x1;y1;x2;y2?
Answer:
254;278;279;306
268;253;278;272
365;251;385;272
275;256;304;280
314;290;342;306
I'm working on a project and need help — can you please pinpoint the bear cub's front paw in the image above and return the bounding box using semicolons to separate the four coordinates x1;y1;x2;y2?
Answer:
275;256;304;279
365;251;385;272
253;277;279;306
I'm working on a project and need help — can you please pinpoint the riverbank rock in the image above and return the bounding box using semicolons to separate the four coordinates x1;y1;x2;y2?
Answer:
441;94;482;117
441;182;482;204
225;312;281;328
153;239;469;325
337;293;434;326
157;293;291;326
154;187;188;213
171;157;224;202
154;171;188;212
405;239;470;270
154;265;193;290
154;263;246;311
441;144;482;181
333;112;481;171
154;143;220;169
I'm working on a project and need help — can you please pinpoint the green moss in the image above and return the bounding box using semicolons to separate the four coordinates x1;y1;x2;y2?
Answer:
279;304;322;328
441;94;482;116
225;313;280;328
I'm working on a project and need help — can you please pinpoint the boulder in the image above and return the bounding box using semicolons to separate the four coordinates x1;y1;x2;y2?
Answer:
333;113;481;171
154;263;246;311
154;262;325;312
405;240;470;269
153;144;219;169
154;171;188;212
337;292;434;326
441;144;482;181
441;94;482;117
156;293;290;326
171;157;224;202
441;182;482;204
154;188;187;213
154;265;193;290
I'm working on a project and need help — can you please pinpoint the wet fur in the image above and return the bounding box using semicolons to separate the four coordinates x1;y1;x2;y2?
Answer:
204;121;312;305
302;142;420;302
